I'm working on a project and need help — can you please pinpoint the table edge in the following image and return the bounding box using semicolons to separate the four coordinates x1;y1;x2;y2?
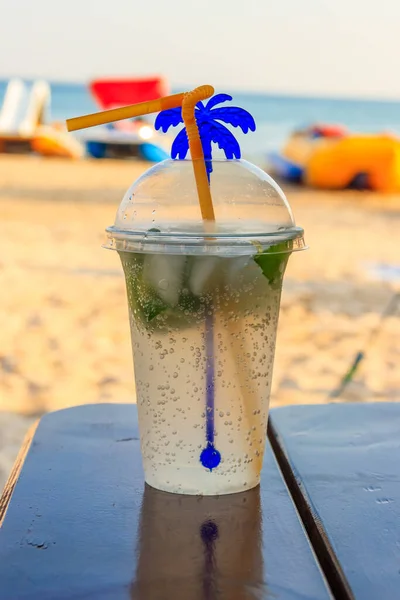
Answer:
0;421;38;526
268;417;355;600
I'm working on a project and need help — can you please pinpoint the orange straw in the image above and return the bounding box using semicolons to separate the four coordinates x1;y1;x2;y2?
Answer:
181;85;215;222
66;92;185;132
66;84;216;224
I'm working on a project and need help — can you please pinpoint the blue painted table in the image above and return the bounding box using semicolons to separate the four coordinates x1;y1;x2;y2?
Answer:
269;403;400;600
0;403;398;599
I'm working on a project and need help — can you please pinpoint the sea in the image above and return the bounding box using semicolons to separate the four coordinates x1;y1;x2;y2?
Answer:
2;80;400;163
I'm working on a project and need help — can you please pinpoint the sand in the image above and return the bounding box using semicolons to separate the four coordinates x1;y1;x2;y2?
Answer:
1;154;399;490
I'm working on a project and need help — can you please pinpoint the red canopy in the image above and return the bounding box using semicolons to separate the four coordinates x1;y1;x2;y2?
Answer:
90;77;169;109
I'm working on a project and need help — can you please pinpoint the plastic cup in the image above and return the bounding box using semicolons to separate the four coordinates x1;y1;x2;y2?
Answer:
106;159;305;495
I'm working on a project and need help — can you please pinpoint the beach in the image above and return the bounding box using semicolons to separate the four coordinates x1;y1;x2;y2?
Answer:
1;154;399;489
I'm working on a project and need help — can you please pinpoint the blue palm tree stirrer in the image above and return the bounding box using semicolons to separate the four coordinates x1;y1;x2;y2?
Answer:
155;94;256;471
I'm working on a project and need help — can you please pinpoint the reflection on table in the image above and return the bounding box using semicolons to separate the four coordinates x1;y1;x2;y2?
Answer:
130;484;265;599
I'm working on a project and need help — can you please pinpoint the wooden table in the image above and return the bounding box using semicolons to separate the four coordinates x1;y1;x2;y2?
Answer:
0;403;399;599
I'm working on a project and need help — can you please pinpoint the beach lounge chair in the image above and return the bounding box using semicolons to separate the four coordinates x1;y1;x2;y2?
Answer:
0;79;50;152
0;78;83;158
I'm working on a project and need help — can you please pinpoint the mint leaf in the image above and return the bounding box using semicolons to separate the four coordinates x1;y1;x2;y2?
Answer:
253;242;290;288
140;288;168;322
120;251;204;327
120;252;168;324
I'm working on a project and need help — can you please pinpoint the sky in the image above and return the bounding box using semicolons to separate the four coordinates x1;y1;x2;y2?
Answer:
1;0;400;99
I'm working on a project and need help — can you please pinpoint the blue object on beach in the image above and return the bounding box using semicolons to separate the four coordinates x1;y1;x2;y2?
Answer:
84;138;168;162
86;140;106;159
138;143;169;162
267;151;304;183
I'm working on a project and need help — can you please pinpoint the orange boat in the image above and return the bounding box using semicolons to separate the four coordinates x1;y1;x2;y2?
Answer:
305;135;400;193
32;124;84;159
270;124;400;192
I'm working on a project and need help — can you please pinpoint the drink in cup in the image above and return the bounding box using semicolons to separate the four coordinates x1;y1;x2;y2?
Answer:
106;158;305;495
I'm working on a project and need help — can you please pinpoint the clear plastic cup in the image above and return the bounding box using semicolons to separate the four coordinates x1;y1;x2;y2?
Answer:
106;158;305;495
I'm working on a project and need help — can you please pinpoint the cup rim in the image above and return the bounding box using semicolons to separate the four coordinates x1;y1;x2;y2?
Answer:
104;226;306;255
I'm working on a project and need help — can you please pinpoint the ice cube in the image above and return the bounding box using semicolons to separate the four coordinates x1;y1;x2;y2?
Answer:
143;254;186;306
224;256;263;287
188;257;221;297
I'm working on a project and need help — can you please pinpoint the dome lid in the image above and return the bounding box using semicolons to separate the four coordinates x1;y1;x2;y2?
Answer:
106;158;305;256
